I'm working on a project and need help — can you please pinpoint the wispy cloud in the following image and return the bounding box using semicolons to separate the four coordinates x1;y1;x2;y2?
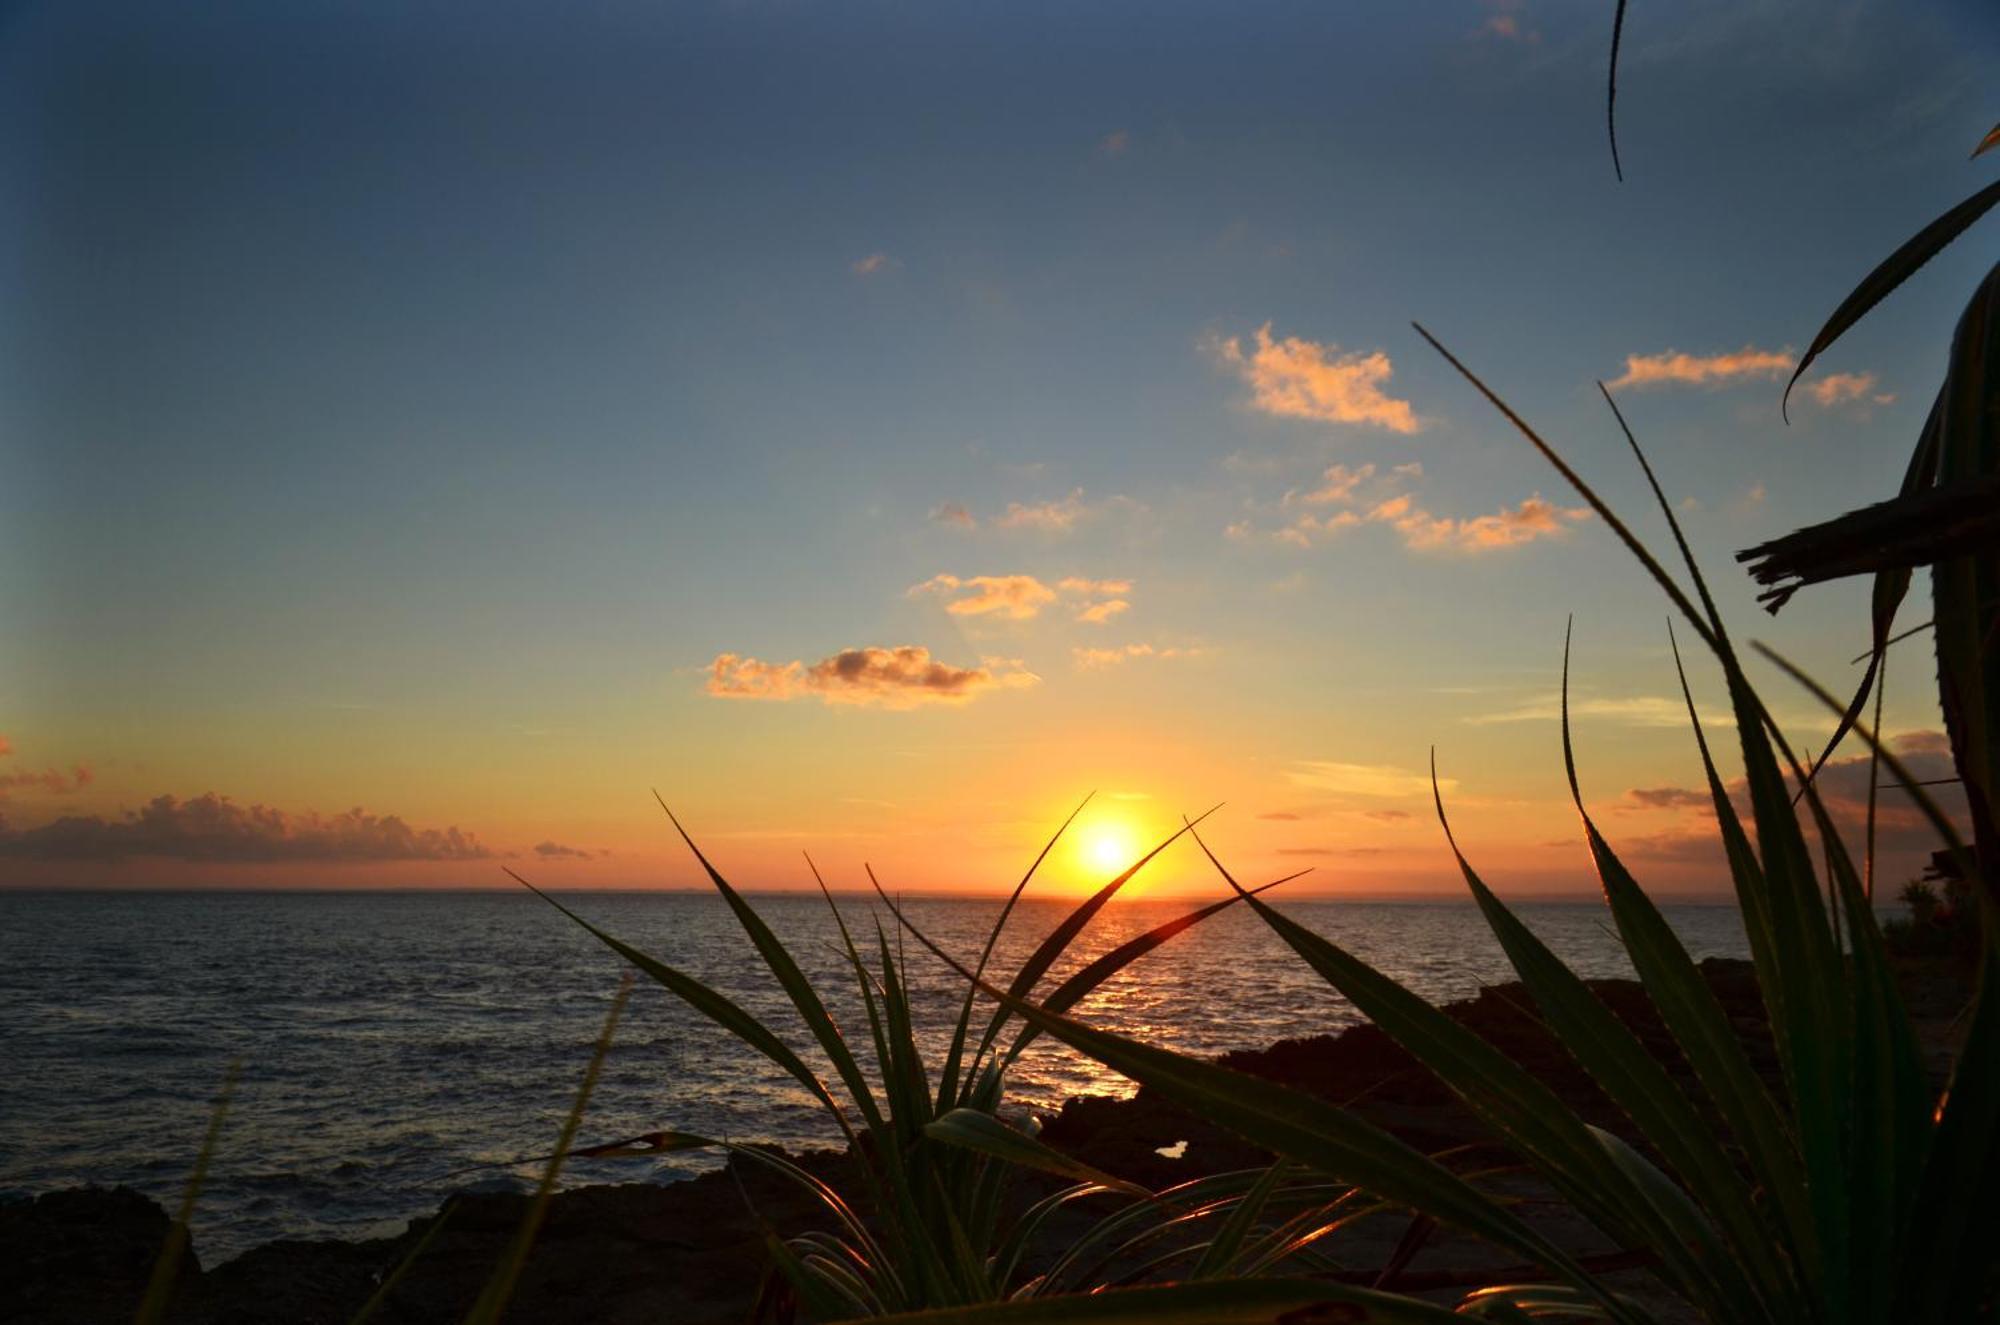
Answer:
1210;324;1421;433
1247;463;1586;554
1606;346;1795;390
533;840;603;859
0;739;94;798
1073;642;1194;669
1464;694;1726;727
707;646;1038;708
928;501;977;528
1623;786;1712;812
1073;598;1130;624
1375;493;1592;553
0;794;490;862
1805;371;1892;408
929;490;1139;535
1285;761;1454;798
1099;128;1131;156
909;573;1057;619
850;252;897;276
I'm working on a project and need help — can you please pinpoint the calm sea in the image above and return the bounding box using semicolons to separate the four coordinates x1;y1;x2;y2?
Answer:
0;890;1748;1262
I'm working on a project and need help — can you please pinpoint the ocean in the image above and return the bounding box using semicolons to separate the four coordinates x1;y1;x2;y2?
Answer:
0;890;1749;1262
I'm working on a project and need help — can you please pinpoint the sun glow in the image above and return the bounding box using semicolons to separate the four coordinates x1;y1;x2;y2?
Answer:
1073;816;1142;882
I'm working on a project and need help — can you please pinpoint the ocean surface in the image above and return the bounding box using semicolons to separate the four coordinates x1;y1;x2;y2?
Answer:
0;890;1750;1262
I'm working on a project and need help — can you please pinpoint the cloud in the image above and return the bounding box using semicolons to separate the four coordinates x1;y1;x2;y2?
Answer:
1624;786;1712;811
1464;694;1725;727
937;490;1139;535
1893;729;1951;755
0;740;94;798
1072;642;1194;669
1073;598;1130;624
0;794;491;862
0;764;94;796
909;573;1057;620
533;840;601;859
1363;809;1413;823
706;646;1038;708
1211;324;1421;433
850;252;897;276
1099;129;1131;156
1606;346;1795;390
1286;761;1454;799
1057;576;1132;596
1375;493;1592;553
1294;463;1376;506
1251;465;1588;554
1805;371;1888;408
1258;811;1303;821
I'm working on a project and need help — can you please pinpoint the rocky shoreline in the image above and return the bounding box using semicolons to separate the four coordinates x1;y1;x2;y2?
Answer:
4;957;1971;1324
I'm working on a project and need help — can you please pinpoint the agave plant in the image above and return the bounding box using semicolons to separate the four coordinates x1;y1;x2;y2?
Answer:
862;341;1996;1323
511;803;1358;1317
1736;126;2000;905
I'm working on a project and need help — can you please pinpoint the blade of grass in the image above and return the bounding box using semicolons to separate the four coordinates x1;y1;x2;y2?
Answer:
1607;0;1627;181
134;1061;238;1325
348;1201;459;1325
462;975;630;1325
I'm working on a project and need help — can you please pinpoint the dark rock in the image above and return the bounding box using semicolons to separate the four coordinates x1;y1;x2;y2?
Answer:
0;1186;192;1324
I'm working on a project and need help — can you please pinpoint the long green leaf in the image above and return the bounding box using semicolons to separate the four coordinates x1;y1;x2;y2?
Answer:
939;796;1093;1113
870;884;1640;1321
655;797;886;1132
925;1108;1148;1199
1002;870;1306;1064
1431;728;1783;1321
512;871;856;1143
857;1277;1471;1325
1782;176;2000;418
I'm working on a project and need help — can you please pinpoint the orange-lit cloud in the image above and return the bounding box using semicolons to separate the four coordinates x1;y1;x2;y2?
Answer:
706;646;1039;708
1379;493;1592;553
0;740;94;797
850;252;896;276
1099;129;1131;156
909;573;1058;619
1073;598;1130;624
1294;462;1376;505
1606;346;1795;390
1805;371;1890;407
1073;642;1192;668
1212;324;1422;433
0;794;490;861
1464;694;1727;727
933;490;1138;535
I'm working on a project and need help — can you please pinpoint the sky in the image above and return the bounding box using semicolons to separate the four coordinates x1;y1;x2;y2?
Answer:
0;0;1991;896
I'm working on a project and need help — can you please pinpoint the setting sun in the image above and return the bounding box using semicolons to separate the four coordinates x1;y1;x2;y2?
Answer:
1073;816;1143;882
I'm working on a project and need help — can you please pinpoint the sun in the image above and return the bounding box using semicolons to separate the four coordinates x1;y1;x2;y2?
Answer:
1074;817;1142;880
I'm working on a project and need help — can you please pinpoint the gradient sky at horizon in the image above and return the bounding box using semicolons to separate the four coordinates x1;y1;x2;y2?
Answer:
1;0;1992;895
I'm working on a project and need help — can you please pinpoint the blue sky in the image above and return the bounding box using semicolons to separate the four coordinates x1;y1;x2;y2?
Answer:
0;0;1991;892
